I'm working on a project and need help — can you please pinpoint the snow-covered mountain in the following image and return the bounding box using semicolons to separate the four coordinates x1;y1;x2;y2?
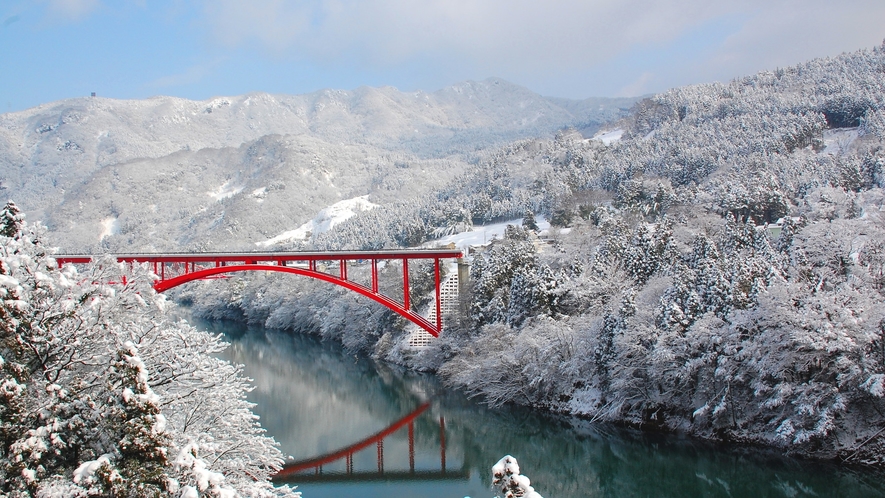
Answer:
0;79;637;252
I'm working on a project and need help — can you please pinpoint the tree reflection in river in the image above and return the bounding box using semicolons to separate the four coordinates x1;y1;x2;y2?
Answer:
196;319;885;498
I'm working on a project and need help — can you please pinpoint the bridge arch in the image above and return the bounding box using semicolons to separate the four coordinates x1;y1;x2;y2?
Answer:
273;401;463;483
154;263;441;336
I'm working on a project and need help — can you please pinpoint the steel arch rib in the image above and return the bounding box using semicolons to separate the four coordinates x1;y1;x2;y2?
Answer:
152;264;440;337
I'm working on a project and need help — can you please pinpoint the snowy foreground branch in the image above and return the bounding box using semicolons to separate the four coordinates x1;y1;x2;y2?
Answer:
0;201;298;497
492;455;543;498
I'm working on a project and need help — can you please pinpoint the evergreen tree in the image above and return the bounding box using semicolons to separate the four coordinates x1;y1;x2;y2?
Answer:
0;201;23;238
522;209;539;231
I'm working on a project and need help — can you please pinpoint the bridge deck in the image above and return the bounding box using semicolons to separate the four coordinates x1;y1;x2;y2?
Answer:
55;249;463;264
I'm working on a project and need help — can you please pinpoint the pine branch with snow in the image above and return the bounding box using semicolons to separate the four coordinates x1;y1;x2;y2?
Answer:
492;455;543;498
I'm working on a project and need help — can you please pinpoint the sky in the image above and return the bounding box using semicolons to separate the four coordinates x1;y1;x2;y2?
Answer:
1;0;883;113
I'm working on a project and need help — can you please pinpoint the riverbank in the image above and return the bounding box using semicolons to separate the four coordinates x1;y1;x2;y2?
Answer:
175;255;885;475
193;317;885;497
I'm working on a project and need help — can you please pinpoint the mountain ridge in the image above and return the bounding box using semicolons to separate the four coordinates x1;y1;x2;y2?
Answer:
0;78;637;251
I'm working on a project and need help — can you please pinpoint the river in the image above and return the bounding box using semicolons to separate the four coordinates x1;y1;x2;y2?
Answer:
195;319;885;498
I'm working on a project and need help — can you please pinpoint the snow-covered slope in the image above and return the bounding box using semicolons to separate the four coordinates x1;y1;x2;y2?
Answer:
0;80;638;252
256;196;377;247
423;218;555;254
590;128;624;145
43;134;464;251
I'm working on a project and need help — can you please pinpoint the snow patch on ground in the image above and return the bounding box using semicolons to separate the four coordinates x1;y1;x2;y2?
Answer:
206;181;244;201
591;128;624;145
567;387;605;416
423;218;553;254
821;127;860;155
100;217;118;240
251;187;267;203
257;195;377;247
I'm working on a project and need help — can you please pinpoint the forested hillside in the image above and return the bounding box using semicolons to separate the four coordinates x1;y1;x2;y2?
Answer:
186;43;885;465
0;80;635;252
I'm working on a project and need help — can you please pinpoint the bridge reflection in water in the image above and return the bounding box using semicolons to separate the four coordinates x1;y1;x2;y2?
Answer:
273;402;468;484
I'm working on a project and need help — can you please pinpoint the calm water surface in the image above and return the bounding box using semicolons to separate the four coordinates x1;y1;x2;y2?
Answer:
195;319;885;498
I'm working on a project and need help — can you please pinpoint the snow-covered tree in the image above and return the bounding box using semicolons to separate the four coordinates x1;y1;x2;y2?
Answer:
521;209;539;232
0;201;24;238
492;455;543;498
0;208;298;496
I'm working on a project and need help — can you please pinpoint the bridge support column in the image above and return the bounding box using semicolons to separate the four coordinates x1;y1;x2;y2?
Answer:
377;440;384;473
458;257;469;320
435;259;442;333
402;260;410;311
408;422;415;473
440;417;446;474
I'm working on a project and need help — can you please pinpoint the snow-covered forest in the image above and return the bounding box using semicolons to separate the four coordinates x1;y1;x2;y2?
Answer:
184;43;885;465
0;202;299;497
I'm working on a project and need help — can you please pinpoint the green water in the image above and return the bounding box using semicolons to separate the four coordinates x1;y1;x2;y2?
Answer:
197;319;885;498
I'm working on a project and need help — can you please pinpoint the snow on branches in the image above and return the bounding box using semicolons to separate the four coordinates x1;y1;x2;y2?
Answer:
492;455;543;498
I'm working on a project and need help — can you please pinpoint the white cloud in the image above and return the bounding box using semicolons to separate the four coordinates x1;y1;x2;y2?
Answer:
617;72;655;98
28;0;885;100
197;0;885;96
148;59;224;89
702;0;885;81
201;0;312;52
202;0;730;69
45;0;100;21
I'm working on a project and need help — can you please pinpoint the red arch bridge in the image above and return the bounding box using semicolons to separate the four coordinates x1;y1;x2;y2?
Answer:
54;249;463;337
